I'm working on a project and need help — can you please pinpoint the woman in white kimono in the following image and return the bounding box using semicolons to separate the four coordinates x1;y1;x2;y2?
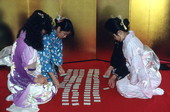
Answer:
6;10;57;112
105;17;164;99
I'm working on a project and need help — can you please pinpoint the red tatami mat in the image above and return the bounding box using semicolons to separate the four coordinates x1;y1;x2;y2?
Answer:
0;60;170;112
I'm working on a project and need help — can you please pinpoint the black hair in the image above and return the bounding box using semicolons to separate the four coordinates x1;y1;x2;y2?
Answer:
105;17;129;34
54;18;74;37
17;10;52;51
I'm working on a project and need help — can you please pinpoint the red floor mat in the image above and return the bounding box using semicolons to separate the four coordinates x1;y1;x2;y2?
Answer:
0;61;170;112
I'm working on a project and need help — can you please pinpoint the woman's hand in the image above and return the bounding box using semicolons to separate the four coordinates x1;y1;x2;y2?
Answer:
34;75;48;84
58;65;67;77
103;66;114;78
58;65;66;74
48;72;60;89
108;74;117;88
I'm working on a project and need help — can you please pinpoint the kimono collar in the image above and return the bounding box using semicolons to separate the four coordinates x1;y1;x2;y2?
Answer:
123;30;135;43
19;30;26;39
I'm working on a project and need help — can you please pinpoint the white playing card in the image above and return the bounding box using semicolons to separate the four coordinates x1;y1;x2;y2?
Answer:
72;103;79;106
84;94;90;96
62;92;69;95
84;89;91;92
93;94;100;96
103;87;110;90
94;100;101;102
62;103;69;106
93;91;99;94
93;85;99;88
94;69;99;74
84;99;91;102
94;97;101;99
93;87;99;90
72;89;78;92
62;96;69;99
93;90;99;92
72;100;79;102
84;96;90;99
84;103;91;105
86;83;91;86
88;69;94;73
85;87;91;90
72;96;78;99
62;94;69;97
62;100;69;102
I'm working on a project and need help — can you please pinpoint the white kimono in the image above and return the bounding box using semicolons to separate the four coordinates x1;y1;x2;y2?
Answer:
116;31;164;99
5;31;57;112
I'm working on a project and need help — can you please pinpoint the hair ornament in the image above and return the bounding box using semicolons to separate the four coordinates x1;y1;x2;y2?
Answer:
52;19;56;27
118;15;127;30
110;15;114;18
56;15;66;23
38;12;44;18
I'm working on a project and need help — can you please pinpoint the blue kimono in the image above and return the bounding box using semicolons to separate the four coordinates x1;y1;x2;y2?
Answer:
38;29;63;81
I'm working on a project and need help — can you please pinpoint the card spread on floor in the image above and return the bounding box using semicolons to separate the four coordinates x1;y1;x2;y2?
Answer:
62;94;69;97
84;103;91;105
84;89;91;92
94;97;101;99
62;96;69;99
88;69;94;74
84;96;91;99
84;99;91;102
61;69;101;106
93;89;99;92
94;100;101;102
62;100;69;102
103;87;110;90
72;89;78;92
72;96;79;98
84;94;90;96
72;100;78;102
62;103;69;106
93;94;100;96
72;103;79;106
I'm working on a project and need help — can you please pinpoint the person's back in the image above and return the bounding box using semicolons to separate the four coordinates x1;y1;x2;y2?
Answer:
6;10;57;112
10;31;36;88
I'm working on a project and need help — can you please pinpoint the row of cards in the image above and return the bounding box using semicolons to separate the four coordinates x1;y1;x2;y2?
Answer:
61;69;101;106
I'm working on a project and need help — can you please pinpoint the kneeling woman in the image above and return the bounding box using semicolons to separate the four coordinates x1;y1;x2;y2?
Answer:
6;10;57;112
105;17;164;99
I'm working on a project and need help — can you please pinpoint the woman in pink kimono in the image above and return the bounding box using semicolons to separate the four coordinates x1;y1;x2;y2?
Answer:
105;17;164;99
6;10;57;112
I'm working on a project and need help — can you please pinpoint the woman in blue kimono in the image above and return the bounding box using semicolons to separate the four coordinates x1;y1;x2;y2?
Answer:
0;16;74;89
38;16;74;88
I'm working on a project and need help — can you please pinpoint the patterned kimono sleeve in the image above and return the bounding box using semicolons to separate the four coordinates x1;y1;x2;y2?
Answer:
51;39;63;66
21;45;38;80
126;43;148;85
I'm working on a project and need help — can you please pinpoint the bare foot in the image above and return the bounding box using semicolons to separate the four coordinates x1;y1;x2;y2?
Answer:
108;75;117;88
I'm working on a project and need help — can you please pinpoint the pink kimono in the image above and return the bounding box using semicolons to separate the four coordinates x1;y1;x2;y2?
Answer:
116;31;164;99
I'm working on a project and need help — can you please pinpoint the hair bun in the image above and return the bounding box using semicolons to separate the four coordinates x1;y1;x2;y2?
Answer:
123;19;129;27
